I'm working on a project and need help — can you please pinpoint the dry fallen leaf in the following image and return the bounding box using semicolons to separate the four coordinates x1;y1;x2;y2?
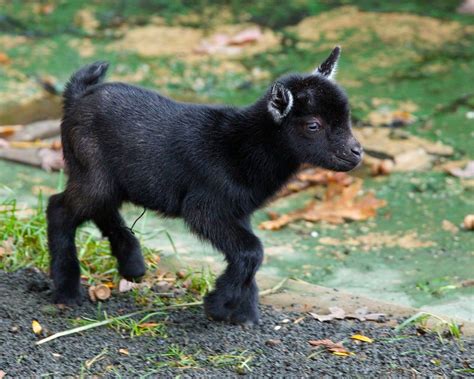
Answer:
355;127;453;172
32;319;43;335
195;27;263;55
310;306;385;322
351;334;374;343
118;278;149;292
309;306;346;322
0;52;11;65
260;180;386;230
308;339;353;355
140;322;159;329
332;351;354;357
277;167;353;198
460;279;474;288
0;124;23;138
370;159;394;176
347;307;386;322
118;348;130;356
449;161;474;179
442;220;459;234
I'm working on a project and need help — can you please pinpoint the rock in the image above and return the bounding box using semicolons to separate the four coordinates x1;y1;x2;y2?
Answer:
155;280;171;292
265;339;282;347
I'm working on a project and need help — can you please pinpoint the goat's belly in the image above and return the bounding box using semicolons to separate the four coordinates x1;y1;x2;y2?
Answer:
124;183;184;217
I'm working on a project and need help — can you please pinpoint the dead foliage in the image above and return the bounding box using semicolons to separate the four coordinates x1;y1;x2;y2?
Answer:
448;161;474;179
309;306;385;322
355;127;453;172
260;180;386;230
277;167;353;198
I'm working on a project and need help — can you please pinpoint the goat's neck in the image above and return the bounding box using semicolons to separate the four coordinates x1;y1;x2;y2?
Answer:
225;100;300;197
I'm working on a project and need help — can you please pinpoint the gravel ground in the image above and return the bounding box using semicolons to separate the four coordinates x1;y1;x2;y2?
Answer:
0;269;473;377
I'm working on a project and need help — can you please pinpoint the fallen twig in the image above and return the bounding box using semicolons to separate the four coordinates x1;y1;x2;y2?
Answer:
36;278;288;345
37;278;289;345
36;301;203;345
259;277;288;297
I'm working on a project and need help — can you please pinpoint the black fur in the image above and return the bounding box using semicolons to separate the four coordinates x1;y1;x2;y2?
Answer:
47;47;362;325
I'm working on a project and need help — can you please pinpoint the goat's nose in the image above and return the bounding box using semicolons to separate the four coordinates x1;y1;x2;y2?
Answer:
351;145;363;157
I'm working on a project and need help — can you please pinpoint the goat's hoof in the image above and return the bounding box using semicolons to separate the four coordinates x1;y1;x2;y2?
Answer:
53;289;83;306
204;291;260;325
118;258;146;281
230;307;260;326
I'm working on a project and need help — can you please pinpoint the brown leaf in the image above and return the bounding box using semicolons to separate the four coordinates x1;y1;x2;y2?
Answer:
309;306;346;322
351;334;374;343
0;52;11;65
310;306;385;322
309;339;340;347
138;322;160;328
442;220;459;234
277;168;353;198
260;180;386;230
0;124;23;138
449;161;474;178
309;339;352;355
460;279;474;288
118;348;129;356
347;307;385;321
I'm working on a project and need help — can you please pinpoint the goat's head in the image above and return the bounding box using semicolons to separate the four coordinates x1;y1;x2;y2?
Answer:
267;46;363;172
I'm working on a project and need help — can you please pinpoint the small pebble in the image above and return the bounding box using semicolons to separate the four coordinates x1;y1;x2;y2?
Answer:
281;319;291;324
274;325;282;331
265;339;282;347
155;280;171;292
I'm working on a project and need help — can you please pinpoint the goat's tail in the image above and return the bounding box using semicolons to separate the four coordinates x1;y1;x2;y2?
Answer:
63;61;109;110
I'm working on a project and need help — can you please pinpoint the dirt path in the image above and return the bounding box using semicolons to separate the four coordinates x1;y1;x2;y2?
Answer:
0;269;472;377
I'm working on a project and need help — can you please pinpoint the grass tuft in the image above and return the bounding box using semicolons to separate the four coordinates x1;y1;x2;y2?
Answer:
0;191;161;283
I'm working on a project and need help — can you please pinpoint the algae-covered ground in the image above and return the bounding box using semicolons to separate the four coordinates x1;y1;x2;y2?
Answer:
1;0;473;322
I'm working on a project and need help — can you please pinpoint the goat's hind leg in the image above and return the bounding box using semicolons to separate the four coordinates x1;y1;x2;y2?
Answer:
47;192;85;305
93;209;146;280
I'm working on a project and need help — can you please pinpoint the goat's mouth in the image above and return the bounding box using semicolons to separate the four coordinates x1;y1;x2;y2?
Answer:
332;154;362;171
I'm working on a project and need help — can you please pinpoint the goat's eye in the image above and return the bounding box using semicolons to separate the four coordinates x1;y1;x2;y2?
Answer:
306;120;322;132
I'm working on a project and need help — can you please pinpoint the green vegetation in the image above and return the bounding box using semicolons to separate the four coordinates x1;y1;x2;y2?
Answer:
396;311;463;344
75;305;168;338
153;345;253;373
0;190;161;283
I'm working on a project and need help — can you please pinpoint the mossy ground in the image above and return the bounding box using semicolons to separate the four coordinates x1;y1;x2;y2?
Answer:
1;1;473;319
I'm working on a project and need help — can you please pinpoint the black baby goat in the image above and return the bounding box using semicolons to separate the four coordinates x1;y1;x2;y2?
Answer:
47;46;362;325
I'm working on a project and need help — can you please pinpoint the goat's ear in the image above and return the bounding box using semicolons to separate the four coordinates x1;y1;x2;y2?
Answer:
313;46;341;80
268;82;294;123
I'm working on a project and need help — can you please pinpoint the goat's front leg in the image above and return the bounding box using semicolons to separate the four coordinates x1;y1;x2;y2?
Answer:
184;202;263;325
